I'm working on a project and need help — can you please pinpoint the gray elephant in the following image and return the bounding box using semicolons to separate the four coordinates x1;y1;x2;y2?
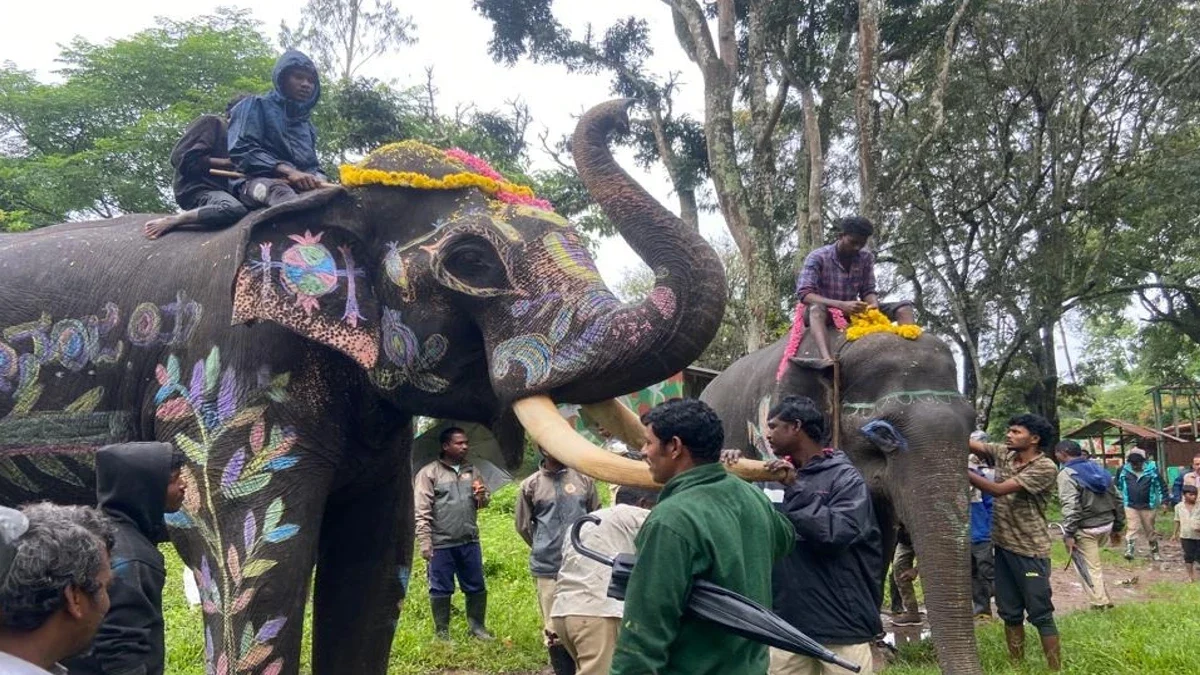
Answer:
0;100;747;675
700;326;982;674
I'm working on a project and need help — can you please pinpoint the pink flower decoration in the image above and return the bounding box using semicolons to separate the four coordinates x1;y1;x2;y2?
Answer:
445;147;554;211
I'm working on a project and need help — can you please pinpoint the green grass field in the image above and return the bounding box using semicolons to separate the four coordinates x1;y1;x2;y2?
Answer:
162;484;1200;674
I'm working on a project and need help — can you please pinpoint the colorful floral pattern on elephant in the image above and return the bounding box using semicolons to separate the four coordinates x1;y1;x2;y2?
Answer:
158;346;300;675
375;308;449;393
250;231;365;325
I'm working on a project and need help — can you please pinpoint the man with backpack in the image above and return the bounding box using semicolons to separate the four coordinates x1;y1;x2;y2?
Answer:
1055;441;1124;610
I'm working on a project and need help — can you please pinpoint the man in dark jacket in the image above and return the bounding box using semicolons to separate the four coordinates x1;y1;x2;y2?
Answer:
760;395;882;675
227;50;327;209
1055;441;1124;609
143;95;249;239
413;427;492;640
1115;448;1169;561
66;443;185;675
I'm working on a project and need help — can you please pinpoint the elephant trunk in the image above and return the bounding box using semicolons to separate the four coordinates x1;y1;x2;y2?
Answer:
560;99;726;402
890;435;984;675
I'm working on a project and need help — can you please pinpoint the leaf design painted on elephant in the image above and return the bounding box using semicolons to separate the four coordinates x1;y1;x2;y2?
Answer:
231;588;255;615
221;449;245;489
215;653;228;675
224;405;267;431
12;380;43;417
189;360;205;409
264;524;299;543
239;624;254;661
249;420;265;453
256;617;286;642
263;660;283;675
164;512;193;529
175;434;207;466
243;511;257;552
182;465;201;513
217;369;237;422
241;559;277;578
238;644;273;671
221;474;270;500
166;354;181;386
227;545;242;584
64;387;103;414
28;454;85;487
204;349;220;396
157;398;191;421
264;499;283;534
0;457;41;492
155;364;169;386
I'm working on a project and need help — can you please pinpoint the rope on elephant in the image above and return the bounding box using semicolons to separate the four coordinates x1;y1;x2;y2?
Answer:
776;303;849;381
842;389;966;415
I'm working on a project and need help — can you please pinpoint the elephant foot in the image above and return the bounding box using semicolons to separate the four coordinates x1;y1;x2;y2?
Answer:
791;356;836;371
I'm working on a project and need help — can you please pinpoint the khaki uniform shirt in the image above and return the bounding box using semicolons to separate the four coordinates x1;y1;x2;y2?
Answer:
551;504;649;619
986;443;1057;558
1176;501;1200;540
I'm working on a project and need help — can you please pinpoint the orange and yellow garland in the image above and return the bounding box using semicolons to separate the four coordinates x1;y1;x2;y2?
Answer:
844;308;923;341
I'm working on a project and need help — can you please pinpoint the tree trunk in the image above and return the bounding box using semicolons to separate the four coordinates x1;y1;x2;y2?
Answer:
855;0;881;223
801;87;824;254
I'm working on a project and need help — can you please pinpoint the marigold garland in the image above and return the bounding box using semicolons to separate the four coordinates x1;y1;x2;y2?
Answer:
340;146;553;211
844;307;924;341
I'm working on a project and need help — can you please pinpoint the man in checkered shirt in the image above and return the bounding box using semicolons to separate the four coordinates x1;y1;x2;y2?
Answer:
795;216;915;367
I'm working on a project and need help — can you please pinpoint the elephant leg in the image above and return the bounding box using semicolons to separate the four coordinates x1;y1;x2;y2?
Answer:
313;435;413;675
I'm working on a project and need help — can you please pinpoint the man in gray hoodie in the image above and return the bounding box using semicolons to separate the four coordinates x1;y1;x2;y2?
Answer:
1054;440;1124;610
65;443;186;675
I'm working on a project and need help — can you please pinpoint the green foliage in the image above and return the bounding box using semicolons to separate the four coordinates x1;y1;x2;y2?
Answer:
279;0;415;82
0;10;275;226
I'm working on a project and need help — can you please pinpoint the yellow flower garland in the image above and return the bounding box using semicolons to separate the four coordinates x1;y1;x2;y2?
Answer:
338;164;537;198
844;307;924;341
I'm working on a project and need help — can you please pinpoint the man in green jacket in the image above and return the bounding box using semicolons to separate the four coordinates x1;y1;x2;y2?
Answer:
610;399;795;675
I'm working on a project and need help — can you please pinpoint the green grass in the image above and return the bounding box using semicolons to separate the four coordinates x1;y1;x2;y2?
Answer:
886;582;1200;674
163;485;1199;673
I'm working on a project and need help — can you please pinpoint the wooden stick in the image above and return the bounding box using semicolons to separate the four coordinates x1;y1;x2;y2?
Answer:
209;168;338;188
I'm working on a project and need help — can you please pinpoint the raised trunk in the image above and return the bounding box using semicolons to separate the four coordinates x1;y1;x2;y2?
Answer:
565;99;727;400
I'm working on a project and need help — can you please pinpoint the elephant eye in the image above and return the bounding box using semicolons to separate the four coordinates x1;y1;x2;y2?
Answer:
438;235;512;296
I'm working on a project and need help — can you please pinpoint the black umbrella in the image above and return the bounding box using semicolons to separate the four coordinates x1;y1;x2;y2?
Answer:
571;515;862;672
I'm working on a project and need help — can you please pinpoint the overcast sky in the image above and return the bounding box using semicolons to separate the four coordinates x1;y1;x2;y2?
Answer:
0;0;728;288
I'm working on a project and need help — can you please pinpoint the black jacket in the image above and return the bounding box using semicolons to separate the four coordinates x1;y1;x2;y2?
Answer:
170;114;232;208
767;450;884;645
67;443;173;675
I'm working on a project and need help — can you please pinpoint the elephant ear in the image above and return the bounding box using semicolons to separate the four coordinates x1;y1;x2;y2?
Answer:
231;187;381;369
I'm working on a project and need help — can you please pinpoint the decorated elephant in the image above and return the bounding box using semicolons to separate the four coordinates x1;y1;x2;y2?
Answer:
0;100;780;675
699;324;983;674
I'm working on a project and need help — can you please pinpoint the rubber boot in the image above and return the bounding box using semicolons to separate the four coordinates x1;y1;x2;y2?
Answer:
430;595;451;640
1150;539;1161;562
1004;624;1025;664
1124;538;1135;560
1040;634;1062;671
464;591;494;640
548;644;577;675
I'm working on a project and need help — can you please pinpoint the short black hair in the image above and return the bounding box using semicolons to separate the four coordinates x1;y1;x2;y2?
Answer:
641;399;725;464
838;216;874;238
439;426;466;446
1054;440;1084;458
616;486;660;507
1183;485;1198;495
1007;413;1055;449
768;395;830;446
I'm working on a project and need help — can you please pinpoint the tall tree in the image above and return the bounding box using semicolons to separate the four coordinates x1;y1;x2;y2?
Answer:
279;0;415;82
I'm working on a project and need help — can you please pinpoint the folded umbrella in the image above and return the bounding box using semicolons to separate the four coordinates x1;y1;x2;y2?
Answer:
571;515;862;673
1049;523;1094;591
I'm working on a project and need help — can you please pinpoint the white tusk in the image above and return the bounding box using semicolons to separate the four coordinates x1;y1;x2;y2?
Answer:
580;399;647;449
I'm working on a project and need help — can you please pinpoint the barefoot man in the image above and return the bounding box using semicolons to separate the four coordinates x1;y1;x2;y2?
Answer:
144;95;249;239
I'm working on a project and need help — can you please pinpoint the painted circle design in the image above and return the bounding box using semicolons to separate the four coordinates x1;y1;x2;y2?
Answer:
50;319;91;371
0;341;17;379
280;243;338;298
128;303;162;347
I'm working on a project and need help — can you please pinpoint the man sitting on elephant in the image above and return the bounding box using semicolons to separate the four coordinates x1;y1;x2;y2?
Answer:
795;216;915;367
144;94;250;240
968;414;1061;671
227;50;329;209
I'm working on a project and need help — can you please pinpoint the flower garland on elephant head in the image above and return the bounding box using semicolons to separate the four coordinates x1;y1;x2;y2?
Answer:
845;307;923;341
339;142;554;211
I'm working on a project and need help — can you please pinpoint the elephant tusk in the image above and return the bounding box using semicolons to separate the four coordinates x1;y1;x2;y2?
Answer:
513;395;791;488
580;399;647;449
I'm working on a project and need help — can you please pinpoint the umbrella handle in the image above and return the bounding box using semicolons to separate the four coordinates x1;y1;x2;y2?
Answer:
570;515;615;567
